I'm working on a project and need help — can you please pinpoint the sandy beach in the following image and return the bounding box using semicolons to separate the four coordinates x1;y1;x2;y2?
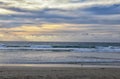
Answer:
0;65;120;79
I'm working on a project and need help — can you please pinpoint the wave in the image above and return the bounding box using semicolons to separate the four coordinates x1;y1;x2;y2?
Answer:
0;43;120;52
73;46;120;52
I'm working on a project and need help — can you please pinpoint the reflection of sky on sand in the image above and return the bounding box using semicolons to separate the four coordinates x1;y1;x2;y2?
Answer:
0;64;120;68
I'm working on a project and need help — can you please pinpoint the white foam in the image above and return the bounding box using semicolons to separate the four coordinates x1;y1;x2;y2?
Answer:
73;46;120;52
0;44;120;53
30;45;52;48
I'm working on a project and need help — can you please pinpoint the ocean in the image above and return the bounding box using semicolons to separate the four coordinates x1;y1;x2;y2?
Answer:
0;41;120;65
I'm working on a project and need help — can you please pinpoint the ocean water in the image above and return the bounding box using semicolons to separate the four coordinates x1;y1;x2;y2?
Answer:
0;41;120;65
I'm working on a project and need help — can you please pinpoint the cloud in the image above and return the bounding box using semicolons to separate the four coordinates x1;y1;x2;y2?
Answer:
0;24;69;41
0;8;18;15
0;0;120;42
0;23;120;42
0;0;120;11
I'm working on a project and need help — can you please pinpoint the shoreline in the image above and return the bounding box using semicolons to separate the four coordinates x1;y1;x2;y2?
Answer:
0;64;120;68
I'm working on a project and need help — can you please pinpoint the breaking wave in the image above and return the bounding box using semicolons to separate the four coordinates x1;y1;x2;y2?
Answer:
0;43;120;52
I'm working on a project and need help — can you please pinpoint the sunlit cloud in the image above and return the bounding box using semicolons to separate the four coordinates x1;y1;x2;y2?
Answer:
0;24;68;41
0;23;120;42
0;0;120;11
0;24;66;32
0;8;18;14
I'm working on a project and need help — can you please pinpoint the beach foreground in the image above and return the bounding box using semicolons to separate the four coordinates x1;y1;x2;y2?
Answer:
0;66;120;79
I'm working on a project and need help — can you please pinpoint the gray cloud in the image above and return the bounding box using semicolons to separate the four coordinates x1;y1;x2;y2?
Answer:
0;0;120;42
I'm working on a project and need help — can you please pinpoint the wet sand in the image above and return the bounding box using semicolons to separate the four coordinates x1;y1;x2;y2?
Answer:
0;66;120;79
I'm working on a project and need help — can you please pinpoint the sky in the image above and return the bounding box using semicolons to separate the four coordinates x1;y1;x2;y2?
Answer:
0;0;120;42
